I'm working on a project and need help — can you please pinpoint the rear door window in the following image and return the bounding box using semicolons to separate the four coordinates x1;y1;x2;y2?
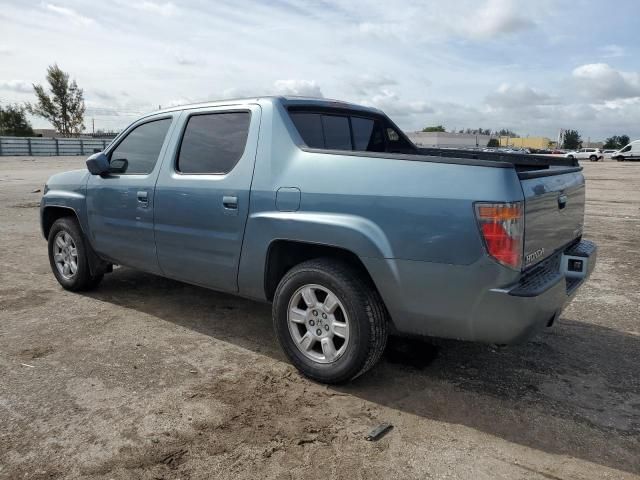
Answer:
177;112;251;174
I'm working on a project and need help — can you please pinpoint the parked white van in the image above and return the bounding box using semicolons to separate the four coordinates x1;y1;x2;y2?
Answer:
612;140;640;161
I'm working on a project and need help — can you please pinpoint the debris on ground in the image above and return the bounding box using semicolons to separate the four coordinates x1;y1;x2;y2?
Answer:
365;423;393;441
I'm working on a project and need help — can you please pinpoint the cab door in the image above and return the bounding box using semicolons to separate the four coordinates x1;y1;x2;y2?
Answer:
86;115;176;273
154;104;261;292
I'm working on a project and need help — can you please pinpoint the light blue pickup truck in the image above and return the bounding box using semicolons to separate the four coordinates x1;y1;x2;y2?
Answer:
41;96;596;383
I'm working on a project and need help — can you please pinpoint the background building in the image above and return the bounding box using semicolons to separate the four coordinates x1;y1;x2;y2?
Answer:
499;136;554;149
408;131;492;148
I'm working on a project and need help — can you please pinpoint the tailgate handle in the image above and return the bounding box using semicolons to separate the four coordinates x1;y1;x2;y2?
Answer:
558;194;568;209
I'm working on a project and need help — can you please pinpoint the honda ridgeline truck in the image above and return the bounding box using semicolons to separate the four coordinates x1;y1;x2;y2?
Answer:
41;97;597;383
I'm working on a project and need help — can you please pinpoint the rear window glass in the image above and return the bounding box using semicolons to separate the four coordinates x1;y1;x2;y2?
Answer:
289;111;392;153
352;117;385;152
289;112;324;148
177;112;250;174
321;115;352;150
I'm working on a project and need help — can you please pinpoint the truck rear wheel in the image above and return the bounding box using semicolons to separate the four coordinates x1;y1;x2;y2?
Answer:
48;217;103;291
272;258;388;384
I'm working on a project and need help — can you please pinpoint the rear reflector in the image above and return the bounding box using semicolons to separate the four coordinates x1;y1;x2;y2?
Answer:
475;202;524;270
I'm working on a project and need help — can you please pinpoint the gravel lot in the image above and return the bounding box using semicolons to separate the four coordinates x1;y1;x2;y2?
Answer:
0;156;639;479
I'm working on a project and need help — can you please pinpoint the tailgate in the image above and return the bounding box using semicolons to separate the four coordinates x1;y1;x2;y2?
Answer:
519;167;585;269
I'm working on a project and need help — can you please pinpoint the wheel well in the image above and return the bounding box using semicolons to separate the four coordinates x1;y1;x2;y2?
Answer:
42;206;79;239
264;240;378;302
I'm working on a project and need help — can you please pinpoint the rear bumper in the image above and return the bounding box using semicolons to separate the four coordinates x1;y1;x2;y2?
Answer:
475;240;597;343
362;239;597;345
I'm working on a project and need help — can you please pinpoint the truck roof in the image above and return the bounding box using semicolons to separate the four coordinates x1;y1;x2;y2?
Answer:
151;96;383;117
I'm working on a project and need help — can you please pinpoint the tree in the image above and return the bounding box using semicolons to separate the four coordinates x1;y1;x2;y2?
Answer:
562;130;582;150
603;135;630;149
422;125;445;132
619;134;630;148
496;128;519;137
0;103;34;136
487;138;499;148
27;64;85;137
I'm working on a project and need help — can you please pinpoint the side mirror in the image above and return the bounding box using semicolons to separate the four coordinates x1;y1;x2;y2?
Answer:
109;158;128;174
86;152;110;175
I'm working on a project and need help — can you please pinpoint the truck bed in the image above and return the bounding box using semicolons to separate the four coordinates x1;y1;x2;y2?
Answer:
416;147;579;169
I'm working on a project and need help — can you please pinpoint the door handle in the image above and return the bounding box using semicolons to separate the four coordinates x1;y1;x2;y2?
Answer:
137;191;149;206
223;195;238;209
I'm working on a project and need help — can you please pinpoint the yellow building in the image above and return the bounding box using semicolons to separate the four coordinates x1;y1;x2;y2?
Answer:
499;136;555;149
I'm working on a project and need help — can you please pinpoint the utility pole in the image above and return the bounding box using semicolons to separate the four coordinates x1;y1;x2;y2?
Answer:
92;118;95;135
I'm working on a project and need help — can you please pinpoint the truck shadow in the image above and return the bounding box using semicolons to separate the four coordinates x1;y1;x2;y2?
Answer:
85;268;640;476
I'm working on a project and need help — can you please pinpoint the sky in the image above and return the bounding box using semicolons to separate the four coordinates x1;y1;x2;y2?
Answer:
1;0;640;140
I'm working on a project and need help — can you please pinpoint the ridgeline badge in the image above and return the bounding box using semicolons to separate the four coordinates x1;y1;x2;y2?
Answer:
524;248;545;266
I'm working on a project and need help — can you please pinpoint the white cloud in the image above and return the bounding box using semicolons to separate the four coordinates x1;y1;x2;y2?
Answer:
272;80;323;98
133;1;177;16
45;3;94;26
0;80;32;93
350;74;399;95
464;0;535;39
212;80;323;101
353;0;540;44
359;89;433;118
572;63;640;100
91;89;118;101
599;44;626;58
485;83;558;109
175;54;198;66
165;97;196;107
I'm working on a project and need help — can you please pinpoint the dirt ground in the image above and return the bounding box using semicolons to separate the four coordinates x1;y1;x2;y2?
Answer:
0;156;638;480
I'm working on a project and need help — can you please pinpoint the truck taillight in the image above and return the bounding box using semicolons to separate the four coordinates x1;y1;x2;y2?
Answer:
474;202;523;270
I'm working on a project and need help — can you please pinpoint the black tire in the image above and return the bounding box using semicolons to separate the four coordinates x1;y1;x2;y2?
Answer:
589;155;597;162
567;155;574;160
272;258;388;384
48;217;103;291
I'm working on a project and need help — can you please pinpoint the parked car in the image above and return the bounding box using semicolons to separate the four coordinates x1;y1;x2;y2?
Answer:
40;96;597;384
611;140;640;161
565;148;603;161
602;149;617;160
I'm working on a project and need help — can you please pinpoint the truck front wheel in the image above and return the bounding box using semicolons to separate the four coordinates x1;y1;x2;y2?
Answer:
48;217;103;291
272;258;388;384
